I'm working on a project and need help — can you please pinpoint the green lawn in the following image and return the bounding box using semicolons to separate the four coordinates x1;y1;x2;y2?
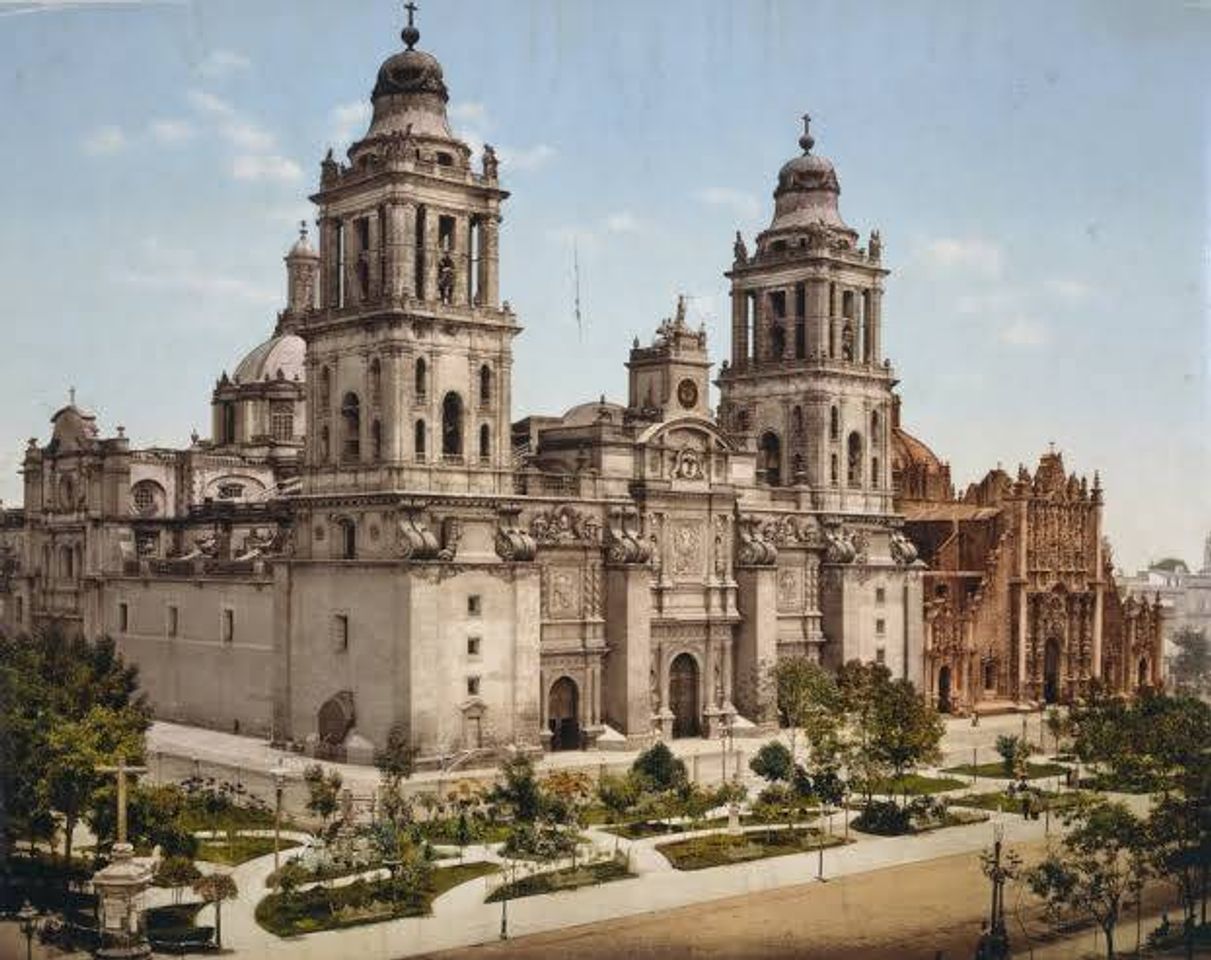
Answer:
417;818;511;846
255;861;500;937
942;761;1070;780
656;828;846;871
198;836;300;866
603;810;817;841
948;790;1086;814
485;859;633;902
1077;773;1161;795
858;774;967;796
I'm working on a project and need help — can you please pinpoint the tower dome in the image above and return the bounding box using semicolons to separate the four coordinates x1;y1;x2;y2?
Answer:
769;116;855;237
361;6;456;143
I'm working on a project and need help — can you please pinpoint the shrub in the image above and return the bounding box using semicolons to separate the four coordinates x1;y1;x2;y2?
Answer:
631;742;688;793
852;800;913;836
995;734;1033;777
750;741;794;783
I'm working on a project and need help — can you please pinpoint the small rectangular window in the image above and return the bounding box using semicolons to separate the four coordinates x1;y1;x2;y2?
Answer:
876;618;886;635
875;587;886;604
467;636;481;658
119;602;129;633
466;676;480;697
222;609;234;644
467;595;482;617
334;614;349;651
875;647;886;665
167;605;179;637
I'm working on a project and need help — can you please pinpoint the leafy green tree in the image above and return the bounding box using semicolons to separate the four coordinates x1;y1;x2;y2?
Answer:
596;773;640;827
995;734;1032;778
375;723;416;782
89;782;198;859
750;741;794;784
193;872;239;950
1171;628;1210;693
868;678;943;806
1045;707;1069;756
489;754;544;822
302;764;342;833
835;659;893;804
631;742;688;793
1027;799;1148;959
772;657;841;764
155;855;201;905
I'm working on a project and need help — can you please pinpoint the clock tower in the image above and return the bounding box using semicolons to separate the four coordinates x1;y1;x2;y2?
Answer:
626;295;712;422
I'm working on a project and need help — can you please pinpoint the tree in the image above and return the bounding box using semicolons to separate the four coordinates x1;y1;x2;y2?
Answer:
1171;628;1210;693
542;770;593;870
375;723;416;783
155;855;201;905
192;872;239;950
1045;707;1069;756
302;763;342;833
835;659;894;805
750;741;794;784
89;782;198;859
772;657;841;765
1027;799;1148;959
995;734;1033;778
596;774;640;827
631;742;687;793
868;678;943;806
489;754;544;823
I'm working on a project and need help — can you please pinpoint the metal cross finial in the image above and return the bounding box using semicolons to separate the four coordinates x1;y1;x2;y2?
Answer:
402;1;421;49
405;1;418;27
298;220;308;241
69;386;76;406
799;113;815;153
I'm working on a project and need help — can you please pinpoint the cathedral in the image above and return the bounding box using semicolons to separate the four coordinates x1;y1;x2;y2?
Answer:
0;14;1161;764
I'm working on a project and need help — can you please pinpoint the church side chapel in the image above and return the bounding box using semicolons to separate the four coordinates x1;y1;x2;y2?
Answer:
0;10;1161;765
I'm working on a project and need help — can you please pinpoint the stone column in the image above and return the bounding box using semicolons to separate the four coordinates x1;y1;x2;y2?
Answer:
604;564;652;738
869;289;883;364
452;214;470;307
423;209;439;304
481;215;500;308
367;211;382;301
734;565;777;727
730;289;747;368
321;218;340;307
386;203;408;301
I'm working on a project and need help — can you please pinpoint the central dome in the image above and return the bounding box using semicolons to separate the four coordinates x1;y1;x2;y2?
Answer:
372;47;448;102
359;16;457;144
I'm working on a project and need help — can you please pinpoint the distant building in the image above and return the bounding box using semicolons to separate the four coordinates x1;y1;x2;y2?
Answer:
1118;542;1211;679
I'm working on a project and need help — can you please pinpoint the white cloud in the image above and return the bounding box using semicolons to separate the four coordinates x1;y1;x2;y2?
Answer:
197;49;250;80
186;89;236;119
231;154;303;183
148;118;195;144
695;187;760;220
330;101;371;147
604;211;642;234
1044;278;1093;303
921;236;1004;277
0;1;184;17
449;101;487;125
82;124;126;155
499;143;555;172
999;316;1050;347
221;120;274;152
116;238;278;304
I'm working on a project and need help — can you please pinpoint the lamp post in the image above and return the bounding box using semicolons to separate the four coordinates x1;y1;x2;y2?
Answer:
17;900;37;960
499;857;512;940
383;856;401;914
269;764;290;884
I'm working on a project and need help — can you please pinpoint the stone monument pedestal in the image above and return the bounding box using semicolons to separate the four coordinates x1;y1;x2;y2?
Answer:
93;843;153;959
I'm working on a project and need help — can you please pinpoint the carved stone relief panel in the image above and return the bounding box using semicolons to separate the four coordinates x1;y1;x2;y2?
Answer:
777;566;803;613
670;520;705;580
548;567;582;620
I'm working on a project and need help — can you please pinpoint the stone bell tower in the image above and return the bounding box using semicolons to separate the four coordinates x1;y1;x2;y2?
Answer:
717;116;895;516
299;6;516;500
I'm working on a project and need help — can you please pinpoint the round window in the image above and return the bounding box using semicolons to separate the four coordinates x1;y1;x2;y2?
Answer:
677;378;698;409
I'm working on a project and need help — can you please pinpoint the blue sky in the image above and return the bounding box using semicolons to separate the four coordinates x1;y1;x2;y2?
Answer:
0;0;1206;572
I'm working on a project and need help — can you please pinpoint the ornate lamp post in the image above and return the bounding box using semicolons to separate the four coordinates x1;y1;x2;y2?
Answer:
17;900;37;960
978;824;1020;960
270;763;291;885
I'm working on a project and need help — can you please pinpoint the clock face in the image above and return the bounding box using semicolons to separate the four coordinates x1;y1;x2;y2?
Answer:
677;378;698;409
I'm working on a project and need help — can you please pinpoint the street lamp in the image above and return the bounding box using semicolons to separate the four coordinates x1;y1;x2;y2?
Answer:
17;900;37;960
269;763;290;884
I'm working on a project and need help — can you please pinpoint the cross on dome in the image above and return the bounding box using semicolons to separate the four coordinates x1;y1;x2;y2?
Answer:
800;113;815;153
402;1;420;50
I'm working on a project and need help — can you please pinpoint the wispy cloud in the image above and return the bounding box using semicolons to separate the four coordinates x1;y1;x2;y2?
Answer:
148;118;194;144
499;143;555;172
1044;277;1094;303
197;49;250;80
0;0;184;17
231;154;302;183
604;211;643;234
186;89;235;119
999;316;1050;348
449;101;487;125
115;237;278;305
696;186;761;220
330;101;371;149
920;236;1004;277
82;124;127;155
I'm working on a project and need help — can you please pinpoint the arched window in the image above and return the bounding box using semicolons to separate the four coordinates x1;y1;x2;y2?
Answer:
60;545;73;579
270;401;294;442
371;419;383;461
369;358;382;406
442;392;464;458
871;456;880;489
830;453;838;486
870;410;881;445
758;432;781;487
479;423;491;461
414;419;426;460
847;432;863;486
319;425;330;462
479;365;492;406
341;392;361;461
792;406;804;435
415;357;428;399
829;406;840;441
222;402;236;445
769;324;786;360
319;366;332;407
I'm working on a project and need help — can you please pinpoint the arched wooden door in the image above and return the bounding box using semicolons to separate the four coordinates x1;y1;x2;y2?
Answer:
937;665;952;714
1043;637;1062;704
669;654;700;738
548;677;580;751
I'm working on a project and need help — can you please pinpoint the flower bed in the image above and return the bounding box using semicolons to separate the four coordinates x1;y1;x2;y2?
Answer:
198;835;300;866
948;790;1086;814
485;858;633;902
850;799;988;836
656;827;846;871
942;761;1069;780
856;774;966;796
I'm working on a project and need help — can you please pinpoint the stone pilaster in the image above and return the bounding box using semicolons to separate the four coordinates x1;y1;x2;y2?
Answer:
604;564;652;739
734;565;777;727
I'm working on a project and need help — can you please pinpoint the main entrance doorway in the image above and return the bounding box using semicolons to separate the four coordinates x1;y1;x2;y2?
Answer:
937;665;952;714
669;654;700;738
548;677;580;750
1043;637;1061;704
